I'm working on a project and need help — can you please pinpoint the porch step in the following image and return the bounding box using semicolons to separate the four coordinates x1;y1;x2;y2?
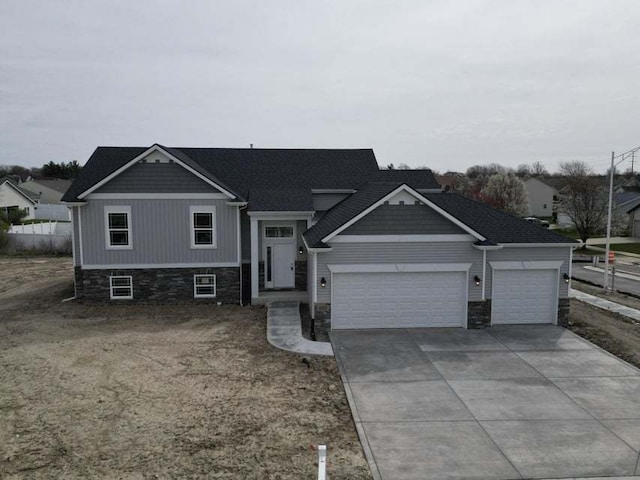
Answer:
252;291;308;305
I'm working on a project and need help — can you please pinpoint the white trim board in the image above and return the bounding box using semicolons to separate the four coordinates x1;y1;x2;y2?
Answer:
82;262;240;269
499;243;578;248
489;260;564;270
321;184;485;243
77;145;237;200
247;211;314;219
87;193;229;200
327;263;472;273
331;234;475;243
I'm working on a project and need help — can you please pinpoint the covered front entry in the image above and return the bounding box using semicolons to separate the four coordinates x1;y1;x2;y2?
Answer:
491;268;558;325
331;270;468;329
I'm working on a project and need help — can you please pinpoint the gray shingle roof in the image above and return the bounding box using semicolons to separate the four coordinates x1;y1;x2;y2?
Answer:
423;192;576;244
303;183;405;247
304;187;577;248
248;189;314;212
62;145;441;212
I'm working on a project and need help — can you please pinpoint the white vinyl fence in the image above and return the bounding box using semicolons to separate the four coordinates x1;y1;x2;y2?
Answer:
6;221;72;253
9;221;72;235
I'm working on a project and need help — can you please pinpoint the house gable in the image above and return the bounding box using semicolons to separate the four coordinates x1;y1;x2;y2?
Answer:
322;184;484;244
94;152;218;194
77;145;236;200
0;180;38;206
341;203;467;235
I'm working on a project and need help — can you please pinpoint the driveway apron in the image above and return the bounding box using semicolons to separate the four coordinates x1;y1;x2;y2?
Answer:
331;326;640;480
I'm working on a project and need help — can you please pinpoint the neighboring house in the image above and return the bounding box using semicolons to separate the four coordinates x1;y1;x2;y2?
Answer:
0;178;39;220
21;179;72;204
20;179;72;221
523;177;558;218
618;196;640;237
62;144;577;329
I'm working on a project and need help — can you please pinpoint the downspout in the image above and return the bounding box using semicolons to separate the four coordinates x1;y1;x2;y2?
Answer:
482;249;486;301
238;204;248;306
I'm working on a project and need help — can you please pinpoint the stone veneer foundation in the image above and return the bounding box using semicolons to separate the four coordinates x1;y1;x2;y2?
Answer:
74;267;240;304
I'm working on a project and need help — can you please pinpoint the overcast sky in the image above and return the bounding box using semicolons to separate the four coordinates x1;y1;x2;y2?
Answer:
1;1;639;174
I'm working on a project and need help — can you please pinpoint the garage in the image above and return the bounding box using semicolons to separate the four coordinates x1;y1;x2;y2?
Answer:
491;268;558;325
331;270;468;329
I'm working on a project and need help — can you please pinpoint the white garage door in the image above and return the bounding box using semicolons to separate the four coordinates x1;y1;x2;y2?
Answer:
492;269;557;325
332;271;467;329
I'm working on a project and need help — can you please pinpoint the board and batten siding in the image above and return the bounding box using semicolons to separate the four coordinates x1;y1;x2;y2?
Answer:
316;242;483;303
343;204;465;235
95;161;217;194
486;247;571;298
312;192;350;212
79;199;238;266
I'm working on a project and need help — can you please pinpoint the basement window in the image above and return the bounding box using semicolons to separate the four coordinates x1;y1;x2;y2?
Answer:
110;276;133;299
194;274;216;298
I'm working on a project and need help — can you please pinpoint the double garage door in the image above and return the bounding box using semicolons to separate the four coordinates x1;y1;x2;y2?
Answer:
332;271;468;329
331;268;558;329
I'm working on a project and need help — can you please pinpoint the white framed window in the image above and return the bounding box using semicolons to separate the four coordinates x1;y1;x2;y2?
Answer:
110;275;133;299
194;274;216;298
104;206;132;250
264;226;294;238
190;206;217;249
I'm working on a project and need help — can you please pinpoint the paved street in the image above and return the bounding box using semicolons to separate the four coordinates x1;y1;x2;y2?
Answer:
573;255;640;295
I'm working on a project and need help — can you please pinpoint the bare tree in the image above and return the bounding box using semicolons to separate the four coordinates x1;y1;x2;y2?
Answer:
531;161;548;176
559;161;608;247
515;164;531;177
466;163;510;179
480;173;529;216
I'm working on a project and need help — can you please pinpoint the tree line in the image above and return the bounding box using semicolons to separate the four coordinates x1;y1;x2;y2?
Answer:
0;160;82;180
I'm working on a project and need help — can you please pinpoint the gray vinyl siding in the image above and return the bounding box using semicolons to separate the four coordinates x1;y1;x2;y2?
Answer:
79;199;238;266
316;242;483;303
95;161;218;193
486;247;571;298
72;207;80;266
312;193;350;212
343;204;466;235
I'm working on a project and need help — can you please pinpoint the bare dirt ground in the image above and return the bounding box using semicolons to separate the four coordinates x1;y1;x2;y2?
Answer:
568;298;640;369
0;257;370;479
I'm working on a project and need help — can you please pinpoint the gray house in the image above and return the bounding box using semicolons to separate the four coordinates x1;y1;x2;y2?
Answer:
63;144;577;329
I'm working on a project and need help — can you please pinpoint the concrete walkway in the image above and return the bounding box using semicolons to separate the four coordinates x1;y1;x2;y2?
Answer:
266;301;334;356
570;287;640;322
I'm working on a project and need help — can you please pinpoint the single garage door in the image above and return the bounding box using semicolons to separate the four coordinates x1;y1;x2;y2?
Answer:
331;271;467;329
491;269;557;324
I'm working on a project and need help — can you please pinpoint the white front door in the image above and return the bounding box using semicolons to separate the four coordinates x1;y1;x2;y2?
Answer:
272;242;295;288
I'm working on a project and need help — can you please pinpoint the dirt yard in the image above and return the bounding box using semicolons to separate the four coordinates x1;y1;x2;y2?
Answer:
568;298;640;369
0;257;370;479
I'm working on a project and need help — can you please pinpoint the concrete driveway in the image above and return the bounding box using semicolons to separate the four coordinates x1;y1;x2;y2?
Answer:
331;326;640;480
